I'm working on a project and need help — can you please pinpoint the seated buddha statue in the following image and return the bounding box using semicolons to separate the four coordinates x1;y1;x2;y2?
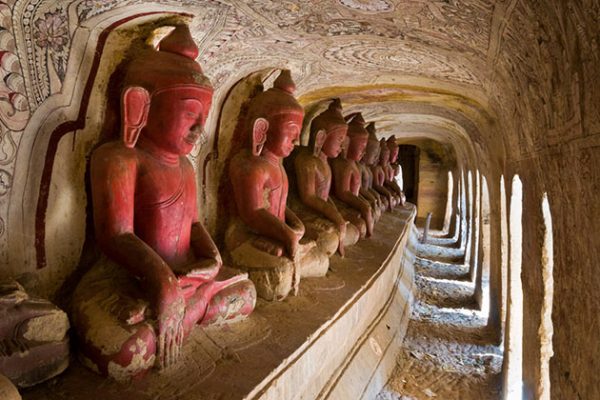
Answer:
71;25;256;381
371;138;399;210
358;122;387;220
225;70;328;301
290;99;360;257
385;135;406;206
329;113;374;237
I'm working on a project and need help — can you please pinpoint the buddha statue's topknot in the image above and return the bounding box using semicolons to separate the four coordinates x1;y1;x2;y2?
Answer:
308;98;347;152
123;24;213;103
310;98;346;135
245;69;303;130
346;113;368;138
273;69;296;95
386;134;398;148
366;122;377;138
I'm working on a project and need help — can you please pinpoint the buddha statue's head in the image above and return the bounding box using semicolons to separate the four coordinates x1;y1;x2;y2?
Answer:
245;70;304;158
379;138;391;165
345;113;369;162
363;122;380;166
387;135;399;163
309;98;348;158
119;24;214;157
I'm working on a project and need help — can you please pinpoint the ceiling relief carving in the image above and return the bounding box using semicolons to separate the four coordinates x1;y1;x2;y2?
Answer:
11;0;498;113
338;0;394;13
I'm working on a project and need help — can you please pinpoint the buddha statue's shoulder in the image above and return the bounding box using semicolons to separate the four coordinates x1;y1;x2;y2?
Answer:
91;140;139;166
230;150;273;176
295;148;321;168
329;156;347;167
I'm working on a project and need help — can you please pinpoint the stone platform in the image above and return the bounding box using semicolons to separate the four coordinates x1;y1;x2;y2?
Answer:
22;206;417;400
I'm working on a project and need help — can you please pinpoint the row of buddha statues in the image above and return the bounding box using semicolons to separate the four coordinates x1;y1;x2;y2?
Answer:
0;24;407;387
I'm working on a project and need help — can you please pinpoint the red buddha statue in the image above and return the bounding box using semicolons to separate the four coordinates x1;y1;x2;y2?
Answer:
71;25;255;381
329;113;374;237
385;135;406;206
358;122;387;219
371;138;398;209
225;70;328;301
290;99;360;257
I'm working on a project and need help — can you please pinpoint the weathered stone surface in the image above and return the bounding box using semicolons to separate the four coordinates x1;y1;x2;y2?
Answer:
0;280;69;388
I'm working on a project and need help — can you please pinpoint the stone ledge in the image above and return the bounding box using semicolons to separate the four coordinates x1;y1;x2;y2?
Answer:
23;206;416;400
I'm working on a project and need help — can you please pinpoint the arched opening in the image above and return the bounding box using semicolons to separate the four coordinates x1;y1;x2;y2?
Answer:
442;170;454;235
464;169;474;266
538;193;554;400
476;175;491;317
500;175;509;337
504;175;524;399
469;170;481;283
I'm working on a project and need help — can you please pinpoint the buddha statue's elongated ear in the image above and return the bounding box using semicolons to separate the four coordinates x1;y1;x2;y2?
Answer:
252;118;268;156
340;136;350;159
121;86;150;148
313;129;326;157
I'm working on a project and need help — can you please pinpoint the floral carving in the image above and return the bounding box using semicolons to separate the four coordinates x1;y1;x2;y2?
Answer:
33;11;68;52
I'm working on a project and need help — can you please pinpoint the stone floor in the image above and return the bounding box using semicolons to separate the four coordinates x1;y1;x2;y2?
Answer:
377;235;502;400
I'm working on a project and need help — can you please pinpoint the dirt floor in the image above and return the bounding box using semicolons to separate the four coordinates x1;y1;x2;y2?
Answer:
377;236;502;400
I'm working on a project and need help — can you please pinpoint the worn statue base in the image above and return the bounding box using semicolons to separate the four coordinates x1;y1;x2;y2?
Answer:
71;258;255;381
225;220;329;301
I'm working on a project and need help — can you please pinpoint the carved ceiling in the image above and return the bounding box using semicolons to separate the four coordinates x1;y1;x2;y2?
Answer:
9;0;497;107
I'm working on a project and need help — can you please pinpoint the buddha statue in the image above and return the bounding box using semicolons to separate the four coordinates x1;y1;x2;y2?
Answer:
371;138;398;209
225;70;328;301
71;25;256;381
290;99;360;257
358;122;387;219
0;280;69;387
385;136;406;206
329;113;374;237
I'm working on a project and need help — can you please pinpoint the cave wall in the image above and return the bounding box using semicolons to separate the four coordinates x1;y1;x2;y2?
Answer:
494;1;600;398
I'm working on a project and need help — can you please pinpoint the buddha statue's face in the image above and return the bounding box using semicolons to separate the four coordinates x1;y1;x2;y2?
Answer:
364;139;380;165
143;88;209;156
380;145;390;164
264;111;303;158
321;125;348;158
347;134;368;162
389;145;399;163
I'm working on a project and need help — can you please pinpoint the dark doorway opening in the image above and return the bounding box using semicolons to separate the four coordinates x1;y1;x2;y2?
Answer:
399;145;420;204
